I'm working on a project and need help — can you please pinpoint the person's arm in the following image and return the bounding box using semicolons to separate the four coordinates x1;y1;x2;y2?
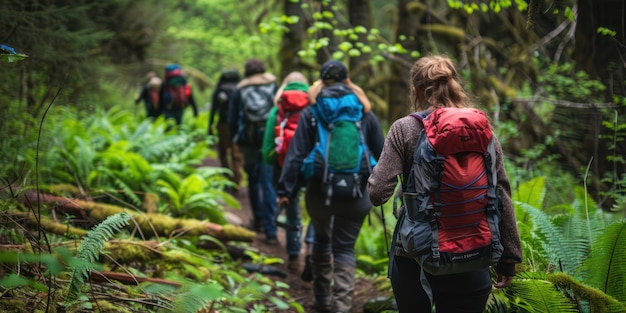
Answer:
227;90;241;141
363;111;385;160
135;86;146;104
367;119;409;206
208;89;219;135
493;136;522;288
188;88;199;117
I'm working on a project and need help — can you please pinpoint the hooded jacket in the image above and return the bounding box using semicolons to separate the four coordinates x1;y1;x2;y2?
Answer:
227;73;277;146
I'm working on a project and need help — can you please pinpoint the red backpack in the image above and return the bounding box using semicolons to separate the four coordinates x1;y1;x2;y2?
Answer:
274;89;309;167
163;64;189;111
398;107;504;276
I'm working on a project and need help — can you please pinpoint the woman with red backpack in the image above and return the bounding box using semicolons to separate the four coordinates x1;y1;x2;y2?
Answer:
367;55;522;312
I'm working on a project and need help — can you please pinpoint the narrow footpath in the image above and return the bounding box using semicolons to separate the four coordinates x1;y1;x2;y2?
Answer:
203;156;389;313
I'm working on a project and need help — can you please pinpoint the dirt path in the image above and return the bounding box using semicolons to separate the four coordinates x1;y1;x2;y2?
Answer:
203;155;388;313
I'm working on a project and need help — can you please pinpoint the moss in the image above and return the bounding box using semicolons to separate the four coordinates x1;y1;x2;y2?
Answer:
94;300;132;313
221;224;255;242
105;240;160;264
142;192;159;213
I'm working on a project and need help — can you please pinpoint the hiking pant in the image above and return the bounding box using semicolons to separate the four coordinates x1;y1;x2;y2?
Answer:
216;123;243;187
305;182;371;312
390;255;492;313
163;109;184;125
241;146;278;238
284;193;303;257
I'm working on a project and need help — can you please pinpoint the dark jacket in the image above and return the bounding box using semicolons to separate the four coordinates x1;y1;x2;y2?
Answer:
276;107;385;199
227;73;277;146
209;70;240;132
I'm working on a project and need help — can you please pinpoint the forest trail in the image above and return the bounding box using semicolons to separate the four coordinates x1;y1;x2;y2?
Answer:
202;154;389;313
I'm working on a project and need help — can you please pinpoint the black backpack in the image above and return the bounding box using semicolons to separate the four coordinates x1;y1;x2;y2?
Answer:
236;83;276;146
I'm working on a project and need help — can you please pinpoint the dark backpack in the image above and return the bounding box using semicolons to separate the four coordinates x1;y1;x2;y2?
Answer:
301;83;377;205
163;64;190;111
398;107;504;276
274;87;309;167
238;83;275;146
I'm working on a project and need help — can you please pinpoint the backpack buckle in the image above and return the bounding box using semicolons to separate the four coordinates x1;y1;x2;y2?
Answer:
432;249;440;259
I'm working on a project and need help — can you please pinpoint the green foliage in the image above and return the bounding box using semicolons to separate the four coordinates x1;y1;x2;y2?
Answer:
355;206;395;275
510;177;626;312
583;220;626;302
537;61;606;103
64;213;131;305
38;106;233;217
508;272;580;312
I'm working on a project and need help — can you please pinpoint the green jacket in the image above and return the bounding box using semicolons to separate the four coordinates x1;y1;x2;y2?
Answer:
262;106;280;165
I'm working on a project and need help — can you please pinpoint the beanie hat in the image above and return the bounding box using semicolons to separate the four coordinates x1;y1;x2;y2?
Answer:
320;60;348;82
244;58;266;77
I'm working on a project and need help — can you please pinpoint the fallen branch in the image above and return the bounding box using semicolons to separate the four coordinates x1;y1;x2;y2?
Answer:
22;191;255;242
90;270;182;287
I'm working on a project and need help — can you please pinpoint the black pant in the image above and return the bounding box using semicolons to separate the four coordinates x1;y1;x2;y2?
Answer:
390;255;492;313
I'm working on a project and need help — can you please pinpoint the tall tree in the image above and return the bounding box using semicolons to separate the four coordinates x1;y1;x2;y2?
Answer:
279;0;308;79
387;0;421;124
348;0;374;86
574;0;626;99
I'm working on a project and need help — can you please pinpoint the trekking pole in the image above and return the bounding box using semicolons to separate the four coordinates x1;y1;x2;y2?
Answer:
380;205;389;254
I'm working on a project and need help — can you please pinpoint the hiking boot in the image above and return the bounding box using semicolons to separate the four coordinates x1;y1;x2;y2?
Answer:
333;262;356;313
264;236;279;246
312;254;333;313
287;256;300;274
246;219;263;232
313;303;332;313
301;254;313;282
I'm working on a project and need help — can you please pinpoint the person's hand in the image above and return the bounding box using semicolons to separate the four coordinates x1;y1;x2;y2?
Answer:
277;196;290;207
494;273;513;288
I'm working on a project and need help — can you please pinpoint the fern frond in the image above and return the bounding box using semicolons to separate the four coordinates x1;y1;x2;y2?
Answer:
516;202;581;274
66;213;131;303
583;219;626;303
508;272;579;313
513;176;546;210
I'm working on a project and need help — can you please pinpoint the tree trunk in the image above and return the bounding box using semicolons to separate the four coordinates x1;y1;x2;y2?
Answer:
387;0;421;124
314;0;338;65
575;0;626;99
574;0;626;201
279;0;307;80
348;0;373;86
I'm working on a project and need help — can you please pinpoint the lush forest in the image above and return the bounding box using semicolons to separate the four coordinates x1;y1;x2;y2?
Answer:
1;0;625;312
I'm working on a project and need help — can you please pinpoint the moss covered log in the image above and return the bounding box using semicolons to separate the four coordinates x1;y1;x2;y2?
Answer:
22;191;255;242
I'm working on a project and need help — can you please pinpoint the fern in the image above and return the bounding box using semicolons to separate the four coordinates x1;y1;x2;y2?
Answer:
583;219;626;303
65;213;131;303
517;202;582;275
508;272;579;313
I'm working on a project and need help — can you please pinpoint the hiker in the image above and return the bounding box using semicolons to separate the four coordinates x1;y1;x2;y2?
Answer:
367;55;522;313
158;64;199;125
209;69;244;191
228;58;279;244
261;71;315;273
276;60;384;313
135;71;162;119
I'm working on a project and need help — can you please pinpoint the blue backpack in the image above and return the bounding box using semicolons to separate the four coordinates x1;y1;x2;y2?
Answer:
301;83;377;205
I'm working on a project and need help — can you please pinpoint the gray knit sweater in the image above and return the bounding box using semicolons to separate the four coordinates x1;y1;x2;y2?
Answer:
367;114;522;276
